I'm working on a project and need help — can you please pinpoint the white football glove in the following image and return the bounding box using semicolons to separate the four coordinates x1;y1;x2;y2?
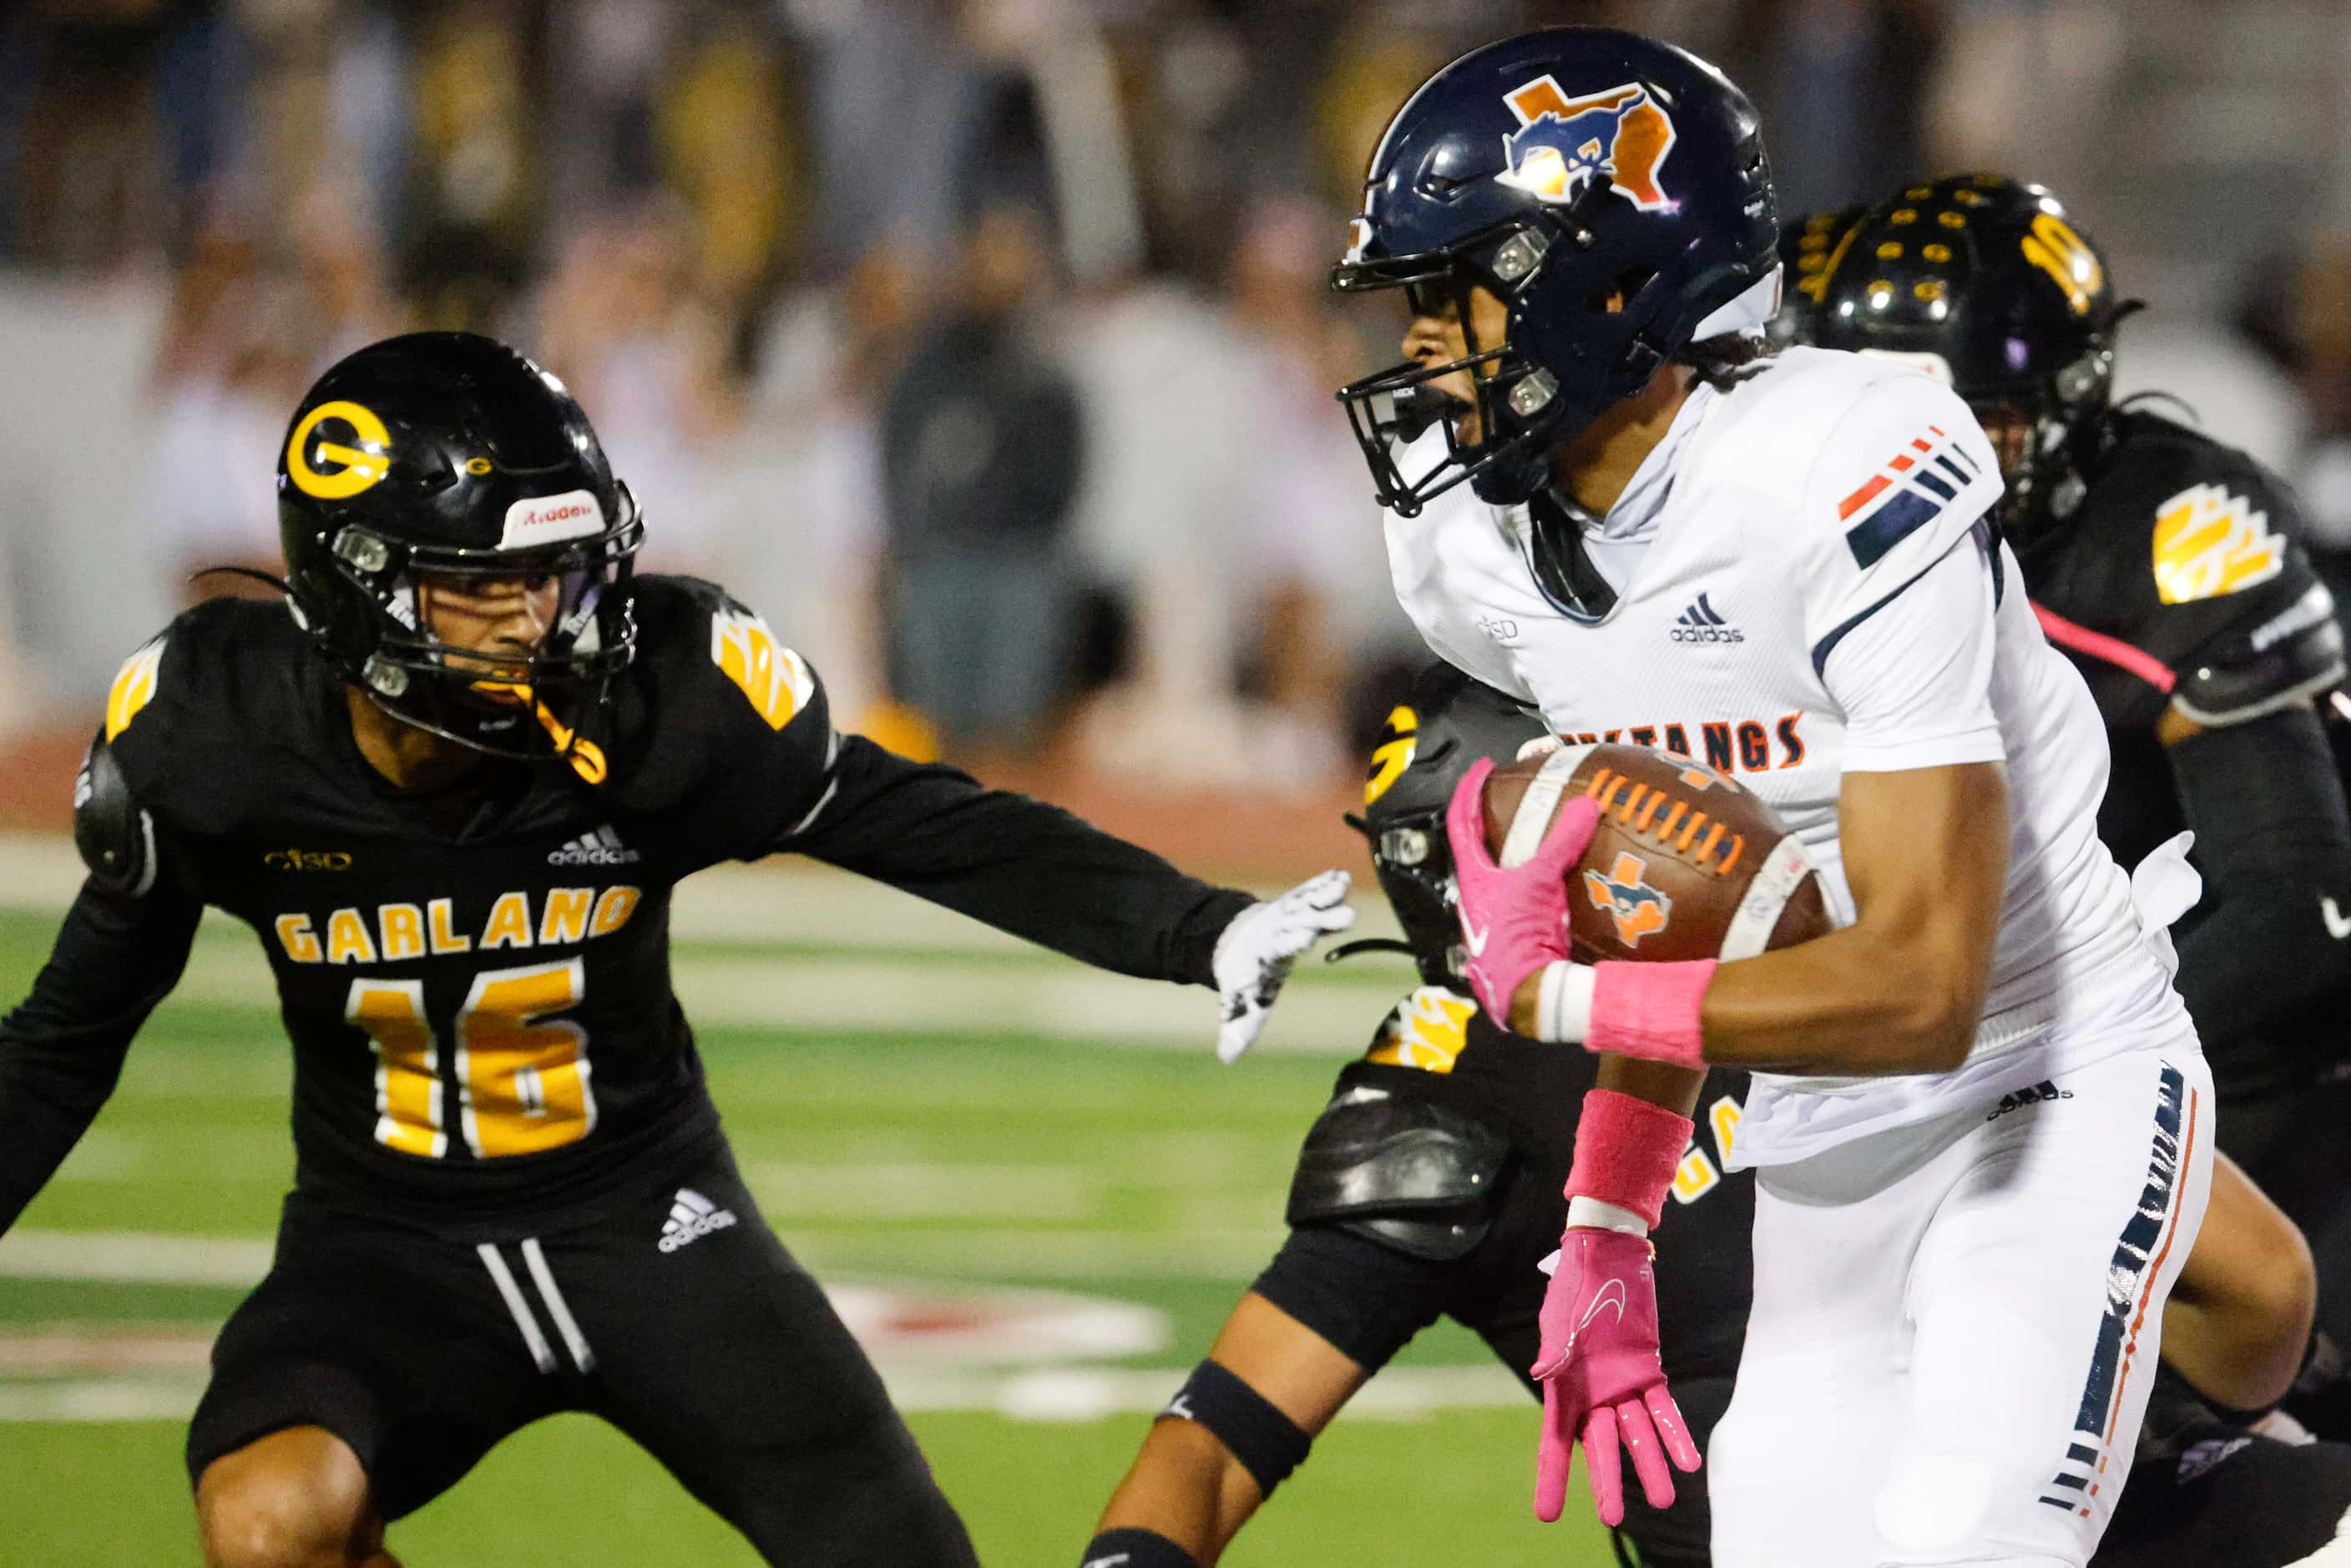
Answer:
1211;870;1356;1063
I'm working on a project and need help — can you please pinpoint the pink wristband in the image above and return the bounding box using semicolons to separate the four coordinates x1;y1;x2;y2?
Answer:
1588;959;1716;1071
1564;1088;1695;1230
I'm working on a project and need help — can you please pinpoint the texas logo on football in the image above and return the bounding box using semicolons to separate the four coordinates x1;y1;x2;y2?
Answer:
1585;851;1672;948
1497;77;1676;212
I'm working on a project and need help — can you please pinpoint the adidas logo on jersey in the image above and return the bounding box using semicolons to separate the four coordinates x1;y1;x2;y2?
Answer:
1669;593;1742;644
1986;1080;2073;1121
549;825;640;867
657;1187;737;1252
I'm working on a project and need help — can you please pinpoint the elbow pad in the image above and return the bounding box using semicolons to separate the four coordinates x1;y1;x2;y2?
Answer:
2173;582;2346;727
73;732;158;898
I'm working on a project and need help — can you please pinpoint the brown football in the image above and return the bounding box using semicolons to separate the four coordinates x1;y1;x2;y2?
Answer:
1481;742;1835;964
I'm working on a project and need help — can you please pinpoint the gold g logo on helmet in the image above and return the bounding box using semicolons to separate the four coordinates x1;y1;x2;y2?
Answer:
286;401;393;500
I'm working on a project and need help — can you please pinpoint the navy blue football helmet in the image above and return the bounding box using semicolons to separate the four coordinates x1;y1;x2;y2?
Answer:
1332;28;1780;516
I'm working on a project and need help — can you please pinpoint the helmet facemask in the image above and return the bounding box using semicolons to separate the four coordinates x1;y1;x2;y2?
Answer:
1330;802;1469;989
301;484;645;776
1964;340;2113;553
1334;220;1588;519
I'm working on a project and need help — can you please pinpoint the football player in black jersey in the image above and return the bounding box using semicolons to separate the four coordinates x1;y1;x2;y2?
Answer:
1081;664;1756;1568
1079;663;2351;1568
0;332;1358;1568
1793;175;2351;1439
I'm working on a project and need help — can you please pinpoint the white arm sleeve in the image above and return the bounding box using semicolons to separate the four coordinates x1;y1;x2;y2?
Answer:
1822;531;2007;773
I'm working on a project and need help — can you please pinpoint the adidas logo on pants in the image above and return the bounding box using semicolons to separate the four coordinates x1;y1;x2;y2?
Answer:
658;1186;738;1252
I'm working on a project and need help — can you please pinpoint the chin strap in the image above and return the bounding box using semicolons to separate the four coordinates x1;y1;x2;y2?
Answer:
469;680;609;785
1322;937;1419;965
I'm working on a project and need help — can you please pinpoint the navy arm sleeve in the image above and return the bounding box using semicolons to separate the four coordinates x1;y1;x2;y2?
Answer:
2164;704;2351;1056
0;873;201;1233
782;733;1253;987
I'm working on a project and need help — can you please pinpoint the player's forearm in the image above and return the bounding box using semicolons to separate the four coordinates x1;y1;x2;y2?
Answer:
1691;762;2005;1075
0;882;198;1232
2172;887;2351;1052
796;736;1252;984
2163;707;2351;1050
0;1054;121;1232
1594;1055;1704;1120
1691;916;1994;1074
1501;893;1997;1073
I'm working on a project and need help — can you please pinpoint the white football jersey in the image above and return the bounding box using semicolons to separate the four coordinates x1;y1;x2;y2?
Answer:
1387;346;2193;1165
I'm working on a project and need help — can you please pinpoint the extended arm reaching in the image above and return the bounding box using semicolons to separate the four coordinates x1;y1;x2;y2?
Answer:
0;874;200;1233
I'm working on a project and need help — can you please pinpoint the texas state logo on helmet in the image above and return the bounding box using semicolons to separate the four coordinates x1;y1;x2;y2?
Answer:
1496;78;1676;212
1330;28;1777;518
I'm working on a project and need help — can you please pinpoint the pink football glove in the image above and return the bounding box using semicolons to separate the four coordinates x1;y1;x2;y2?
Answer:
1532;1227;1701;1525
1443;757;1600;1023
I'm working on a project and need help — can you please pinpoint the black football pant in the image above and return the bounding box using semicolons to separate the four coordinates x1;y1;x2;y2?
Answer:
1255;1216;1727;1567
185;1146;978;1566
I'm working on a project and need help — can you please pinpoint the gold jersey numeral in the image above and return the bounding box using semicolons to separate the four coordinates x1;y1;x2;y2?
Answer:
346;959;596;1159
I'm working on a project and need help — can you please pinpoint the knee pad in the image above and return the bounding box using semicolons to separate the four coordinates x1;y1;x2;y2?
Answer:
1079;1526;1200;1568
1160;1359;1312;1500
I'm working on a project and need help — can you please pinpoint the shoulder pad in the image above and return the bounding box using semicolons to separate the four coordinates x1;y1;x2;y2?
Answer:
2034;420;2340;727
93;600;319;834
603;574;833;815
73;731;159;898
2174;579;2346;726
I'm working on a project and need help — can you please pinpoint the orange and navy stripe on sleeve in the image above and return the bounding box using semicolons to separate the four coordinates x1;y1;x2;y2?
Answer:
1838;426;1984;567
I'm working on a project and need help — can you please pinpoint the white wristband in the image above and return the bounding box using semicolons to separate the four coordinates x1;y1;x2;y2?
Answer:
1565;1196;1651;1237
1535;961;1597;1043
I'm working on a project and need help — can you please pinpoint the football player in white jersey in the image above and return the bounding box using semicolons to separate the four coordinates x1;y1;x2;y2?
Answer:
1329;28;2212;1568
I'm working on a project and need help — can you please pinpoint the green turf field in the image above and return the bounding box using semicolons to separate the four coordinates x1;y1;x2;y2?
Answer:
0;886;1624;1566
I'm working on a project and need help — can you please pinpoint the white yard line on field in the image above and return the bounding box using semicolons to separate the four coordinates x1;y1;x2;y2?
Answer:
0;834;1406;957
0;1230;273;1287
0;1224;1292;1288
748;1162;1100;1222
149;934;1394;1051
0;1363;1526;1426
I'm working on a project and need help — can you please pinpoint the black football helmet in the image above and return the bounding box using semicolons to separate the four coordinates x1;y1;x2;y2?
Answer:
1334;664;1552;989
1330;27;1781;518
277;332;644;772
1799;175;2123;544
1769;203;1867;350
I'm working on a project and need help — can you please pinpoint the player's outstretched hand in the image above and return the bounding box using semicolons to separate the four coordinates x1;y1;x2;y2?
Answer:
1530;1226;1701;1526
1213;871;1356;1062
1444;757;1600;1022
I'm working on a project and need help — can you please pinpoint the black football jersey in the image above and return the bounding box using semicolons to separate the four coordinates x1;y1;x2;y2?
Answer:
2022;407;2342;743
0;575;1248;1236
2022;408;2351;1085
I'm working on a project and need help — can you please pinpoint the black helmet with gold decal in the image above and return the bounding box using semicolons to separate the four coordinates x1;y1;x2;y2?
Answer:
1797;175;2123;549
276;331;644;774
1335;663;1550;989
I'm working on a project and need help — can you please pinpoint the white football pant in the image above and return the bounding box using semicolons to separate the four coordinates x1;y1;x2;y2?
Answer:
1709;1041;2213;1567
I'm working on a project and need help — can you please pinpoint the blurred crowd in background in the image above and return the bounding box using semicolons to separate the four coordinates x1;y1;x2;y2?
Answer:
8;0;2351;800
